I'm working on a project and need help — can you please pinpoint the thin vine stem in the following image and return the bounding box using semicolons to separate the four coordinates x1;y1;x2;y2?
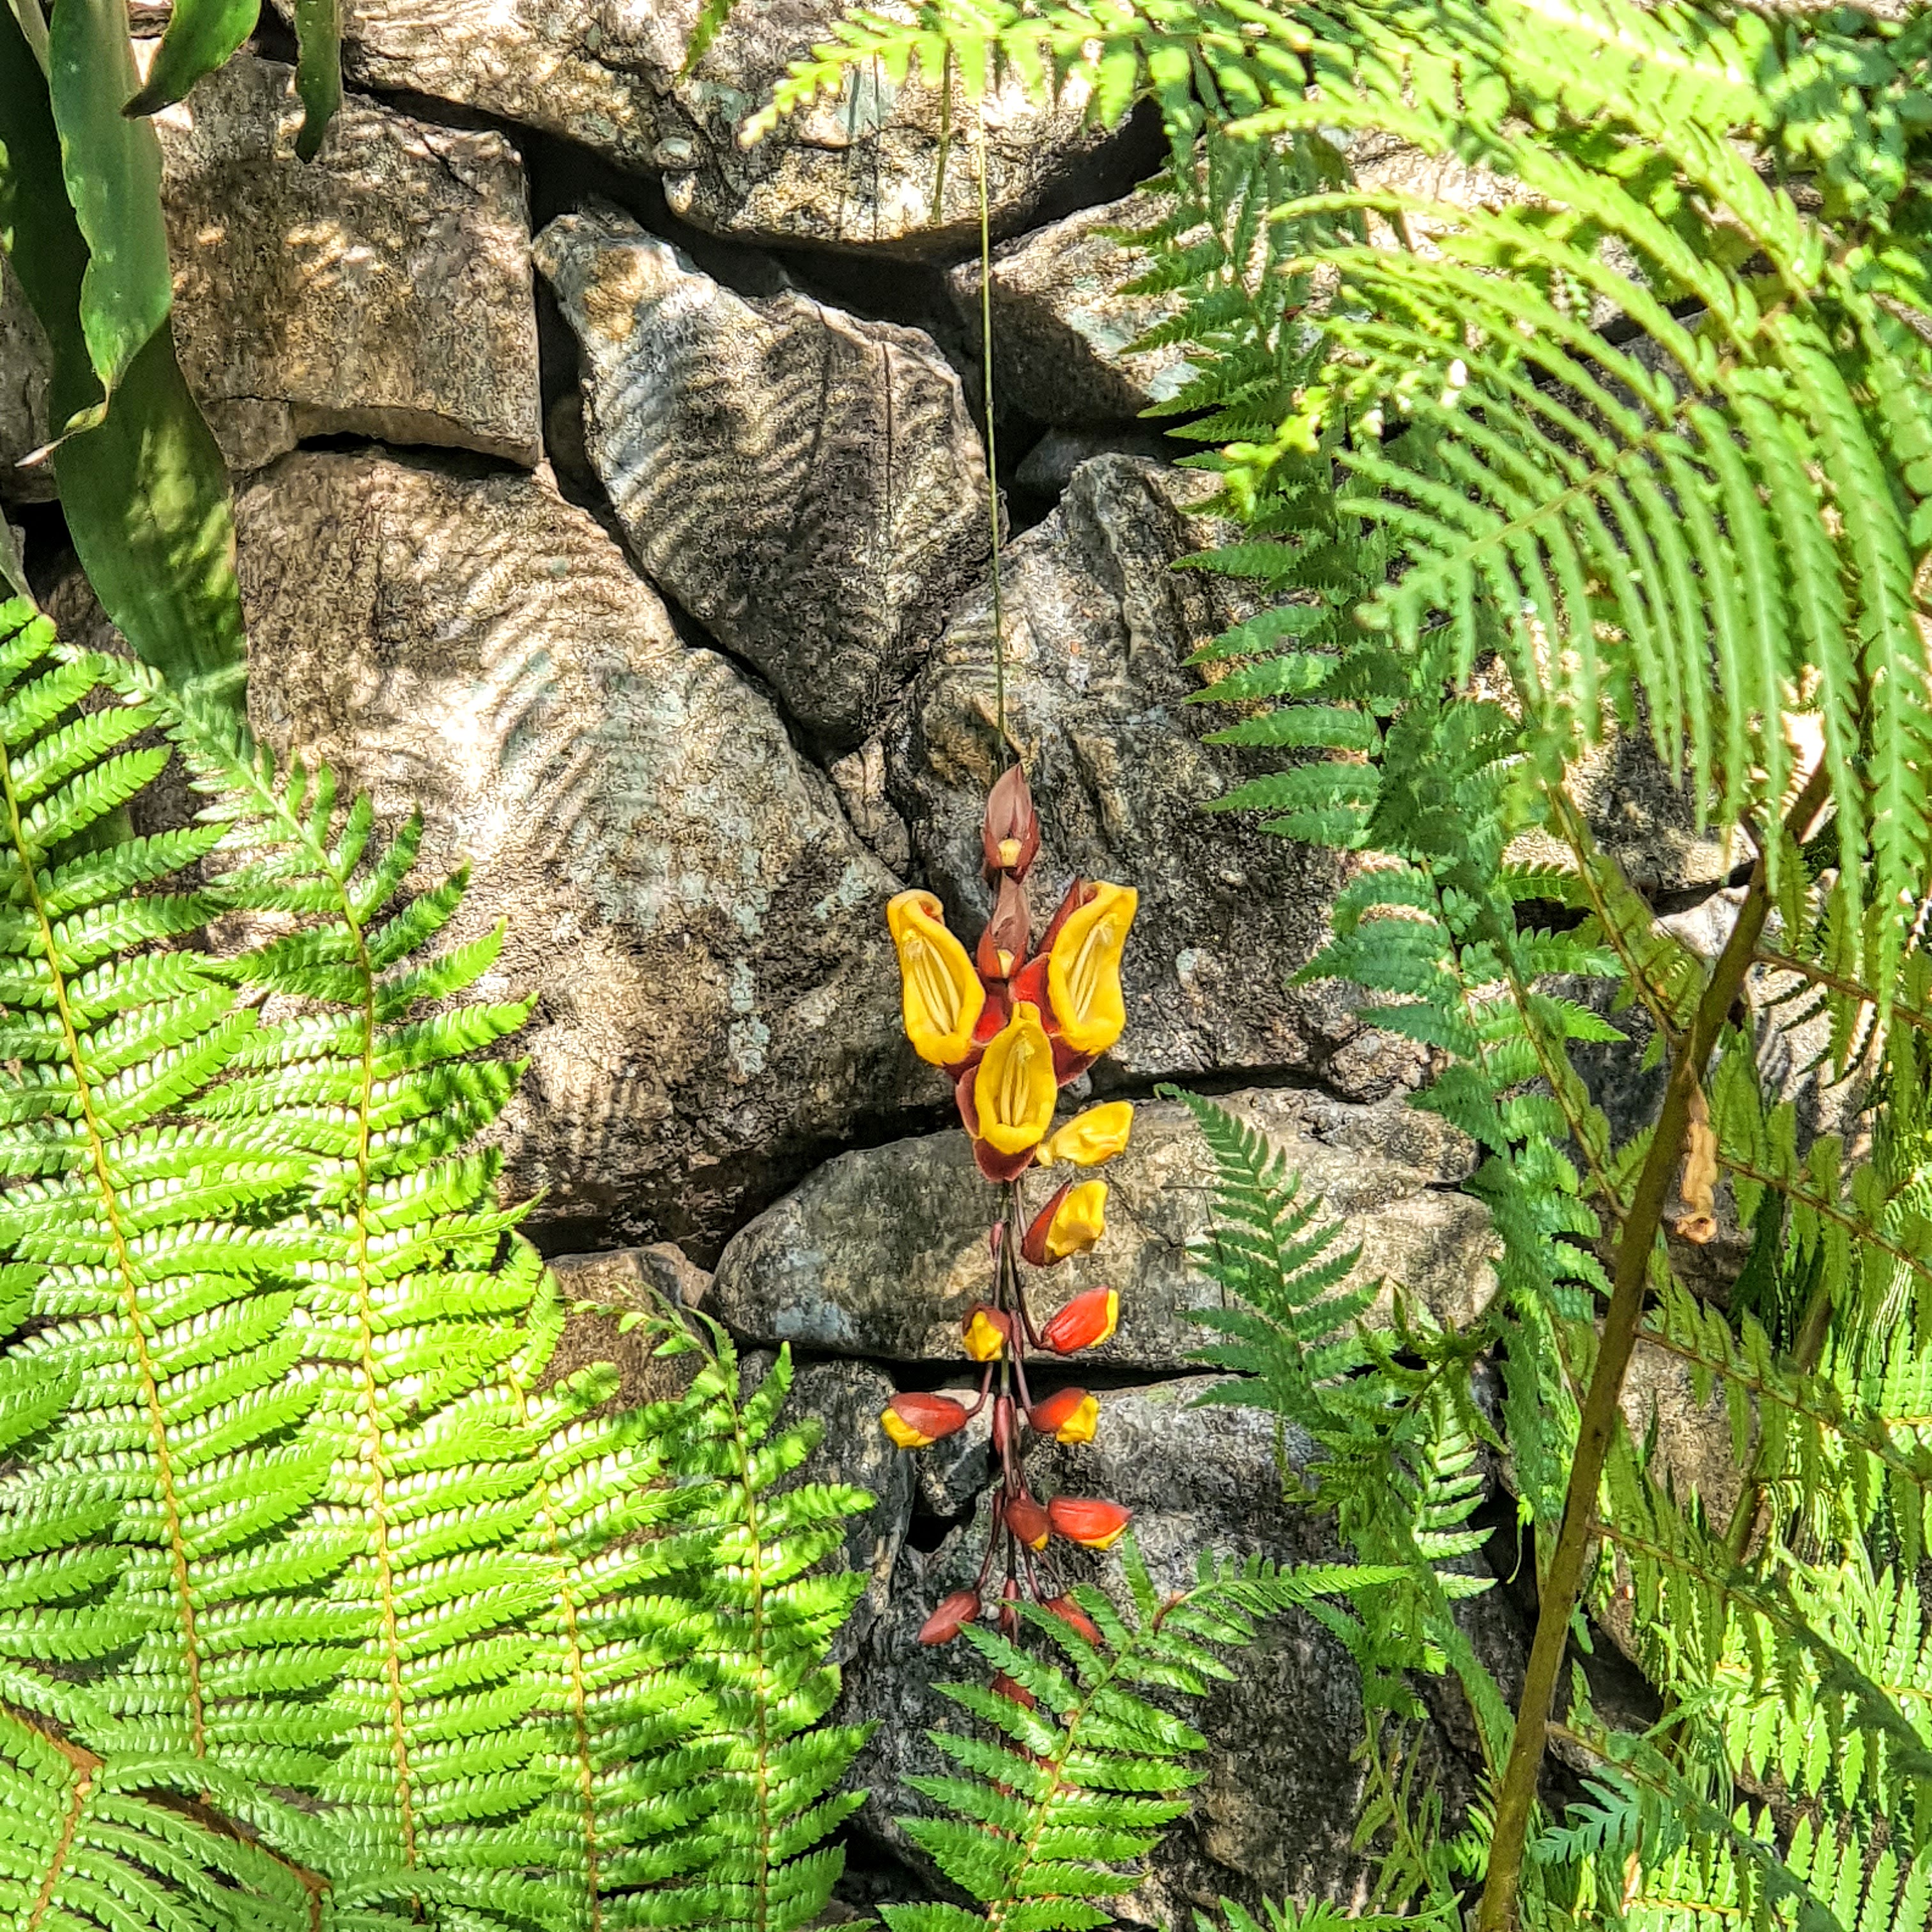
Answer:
975;99;1008;762
1475;763;1828;1932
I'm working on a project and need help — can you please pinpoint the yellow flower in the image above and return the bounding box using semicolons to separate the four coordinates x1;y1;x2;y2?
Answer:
1022;1180;1107;1266
1046;882;1136;1056
887;890;985;1068
962;1306;1009;1361
1037;1100;1134;1168
972;1001;1057;1155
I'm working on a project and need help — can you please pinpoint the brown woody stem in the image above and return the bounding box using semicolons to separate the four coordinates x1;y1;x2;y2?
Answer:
1473;765;1827;1932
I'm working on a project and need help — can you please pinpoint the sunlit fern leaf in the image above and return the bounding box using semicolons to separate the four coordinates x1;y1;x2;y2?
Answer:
0;600;363;1814
134;673;575;1920
1625;1800;1928;1932
0;1706;332;1932
502;1282;727;1928
636;1319;876;1932
881;1543;1395;1932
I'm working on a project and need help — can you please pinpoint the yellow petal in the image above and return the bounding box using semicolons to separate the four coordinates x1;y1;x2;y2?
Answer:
1041;1181;1107;1262
1047;882;1136;1056
1054;1393;1100;1445
972;1001;1057;1154
1038;1100;1135;1168
962;1309;1008;1361
888;889;985;1068
881;1407;933;1449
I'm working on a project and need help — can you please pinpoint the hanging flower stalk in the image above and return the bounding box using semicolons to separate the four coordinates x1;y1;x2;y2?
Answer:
880;765;1141;1673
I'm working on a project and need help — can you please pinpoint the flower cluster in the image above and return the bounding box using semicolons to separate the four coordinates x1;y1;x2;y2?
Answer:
881;766;1140;1677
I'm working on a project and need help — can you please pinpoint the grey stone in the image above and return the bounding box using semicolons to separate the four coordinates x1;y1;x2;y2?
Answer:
61;448;918;1257
829;738;914;876
537;208;990;753
949;187;1195;425
0;266;51;504
1510;730;1736;894
833;1377;1501;1922
1015;422;1176;498
1;49;540;498
888;455;1404;1094
788;1358;916;1664
708;1089;1499;1370
312;0;1142;256
544;1245;714;1412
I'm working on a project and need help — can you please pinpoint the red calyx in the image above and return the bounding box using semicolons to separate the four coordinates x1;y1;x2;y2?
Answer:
976;872;1032;984
1004;1495;1051;1551
1046;1496;1133;1549
1021;1181;1075;1268
983;766;1041;882
990;1671;1038;1710
1036;877;1095;957
917;1588;982;1645
1041;1594;1103;1646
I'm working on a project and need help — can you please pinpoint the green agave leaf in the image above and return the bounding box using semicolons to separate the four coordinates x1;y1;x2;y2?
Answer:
0;10;247;705
124;0;263;118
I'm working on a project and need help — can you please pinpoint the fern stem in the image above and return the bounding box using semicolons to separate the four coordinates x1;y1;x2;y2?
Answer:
984;1591;1188;1932
724;1356;779;1932
340;885;421;1868
1753;946;1932;1039
22;1732;97;1932
0;729;212;1758
1475;765;1827;1932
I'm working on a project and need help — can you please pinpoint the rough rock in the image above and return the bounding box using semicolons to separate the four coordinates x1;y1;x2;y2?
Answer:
0;50;540;498
888;454;1400;1093
0;268;51;504
708;1088;1497;1369
1014;422;1175;498
787;1358;917;1664
831;1377;1505;1922
61;448;917;1255
829;739;914;876
1508;729;1736;895
949;187;1193;424
537;208;990;752
544;1245;714;1411
314;0;1148;256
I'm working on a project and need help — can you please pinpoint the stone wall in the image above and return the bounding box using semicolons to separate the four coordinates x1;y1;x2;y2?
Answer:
2;17;1762;1922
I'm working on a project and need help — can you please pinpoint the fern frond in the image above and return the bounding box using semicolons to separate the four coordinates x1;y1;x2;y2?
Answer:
634;1319;875;1932
883;1542;1395;1931
0;601;358;1812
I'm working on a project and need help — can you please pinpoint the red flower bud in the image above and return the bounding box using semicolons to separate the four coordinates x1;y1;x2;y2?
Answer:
918;1588;981;1645
1041;1594;1103;1646
1039;1287;1119;1355
1046;1497;1132;1551
1021;1180;1108;1267
881;1392;971;1450
976;872;1032;983
990;1671;1038;1710
962;1303;1012;1361
1004;1496;1051;1551
983;765;1041;882
1027;1387;1099;1444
